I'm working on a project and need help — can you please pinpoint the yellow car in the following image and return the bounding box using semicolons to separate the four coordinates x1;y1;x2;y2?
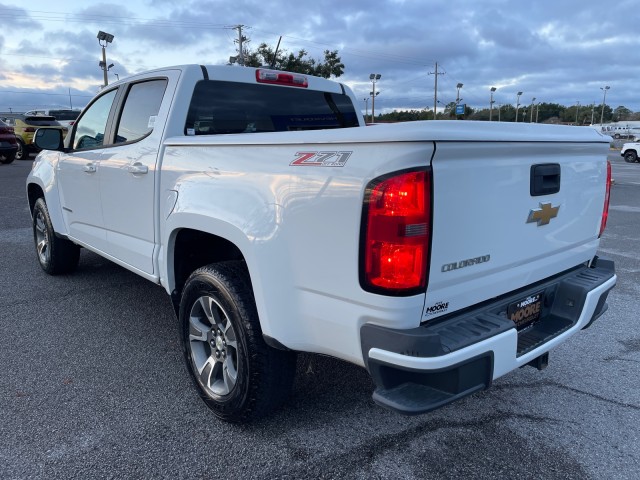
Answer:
3;115;66;160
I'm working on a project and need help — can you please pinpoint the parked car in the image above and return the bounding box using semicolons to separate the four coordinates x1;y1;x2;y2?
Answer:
24;109;81;129
2;115;65;160
621;141;639;162
0;119;18;164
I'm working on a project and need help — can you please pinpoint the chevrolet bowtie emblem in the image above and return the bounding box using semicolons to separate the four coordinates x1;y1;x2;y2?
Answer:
527;203;560;226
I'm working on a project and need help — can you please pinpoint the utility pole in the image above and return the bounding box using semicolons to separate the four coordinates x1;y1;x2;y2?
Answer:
233;25;248;66
429;62;444;120
575;101;580;126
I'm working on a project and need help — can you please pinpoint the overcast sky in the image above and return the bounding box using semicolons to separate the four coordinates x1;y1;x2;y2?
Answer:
1;0;638;118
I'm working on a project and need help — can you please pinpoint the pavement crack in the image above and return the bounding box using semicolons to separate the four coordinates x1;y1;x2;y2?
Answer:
493;380;640;411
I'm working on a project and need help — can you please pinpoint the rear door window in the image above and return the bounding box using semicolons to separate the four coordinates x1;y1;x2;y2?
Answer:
114;79;167;144
185;80;359;135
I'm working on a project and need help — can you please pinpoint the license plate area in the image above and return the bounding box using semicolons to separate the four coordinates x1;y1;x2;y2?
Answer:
507;291;544;330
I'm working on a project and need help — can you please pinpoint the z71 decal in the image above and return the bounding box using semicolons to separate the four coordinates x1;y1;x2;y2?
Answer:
290;151;353;167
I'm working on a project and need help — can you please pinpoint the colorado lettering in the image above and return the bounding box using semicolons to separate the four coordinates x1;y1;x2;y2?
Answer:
441;255;491;273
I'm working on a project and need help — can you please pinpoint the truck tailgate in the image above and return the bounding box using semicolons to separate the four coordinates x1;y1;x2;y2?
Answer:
424;140;610;321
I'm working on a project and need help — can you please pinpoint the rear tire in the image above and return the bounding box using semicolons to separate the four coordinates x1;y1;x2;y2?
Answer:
32;198;80;275
0;151;15;164
624;151;638;163
180;261;297;423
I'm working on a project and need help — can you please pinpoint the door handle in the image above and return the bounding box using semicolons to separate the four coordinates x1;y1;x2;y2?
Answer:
127;163;149;175
83;162;96;173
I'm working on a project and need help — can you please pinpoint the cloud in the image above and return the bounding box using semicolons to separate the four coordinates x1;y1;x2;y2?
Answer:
1;0;639;113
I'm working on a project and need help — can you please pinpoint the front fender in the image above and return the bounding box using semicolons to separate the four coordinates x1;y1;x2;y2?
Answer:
26;151;69;236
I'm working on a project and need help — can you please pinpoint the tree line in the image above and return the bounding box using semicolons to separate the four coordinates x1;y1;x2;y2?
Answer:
375;103;640;125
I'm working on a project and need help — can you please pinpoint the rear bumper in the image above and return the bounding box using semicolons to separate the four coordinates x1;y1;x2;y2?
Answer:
360;258;616;415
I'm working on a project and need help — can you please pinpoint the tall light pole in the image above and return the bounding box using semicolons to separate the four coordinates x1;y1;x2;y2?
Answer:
369;73;381;124
535;102;540;123
489;87;496;121
515;91;523;122
575;101;580;126
591;102;595;125
456;83;463;104
600;86;610;125
97;31;114;87
363;97;369;121
530;97;536;122
456;83;463;119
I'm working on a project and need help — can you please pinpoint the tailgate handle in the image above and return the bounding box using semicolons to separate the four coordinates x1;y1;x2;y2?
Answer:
530;164;560;196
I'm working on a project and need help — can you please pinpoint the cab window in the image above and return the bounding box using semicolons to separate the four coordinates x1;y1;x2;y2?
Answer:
73;89;117;150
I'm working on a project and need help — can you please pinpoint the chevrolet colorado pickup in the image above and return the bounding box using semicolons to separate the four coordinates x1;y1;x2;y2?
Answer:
27;65;616;423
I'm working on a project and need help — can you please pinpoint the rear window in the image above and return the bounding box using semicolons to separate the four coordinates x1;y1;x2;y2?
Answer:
24;116;61;127
185;80;359;136
49;110;80;121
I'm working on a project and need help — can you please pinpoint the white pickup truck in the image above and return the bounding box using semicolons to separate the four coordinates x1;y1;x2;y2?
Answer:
27;65;616;423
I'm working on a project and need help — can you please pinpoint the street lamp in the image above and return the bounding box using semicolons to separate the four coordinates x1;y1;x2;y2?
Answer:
363;97;369;120
489;87;497;121
515;91;523;122
97;31;115;87
369;73;381;124
600;86;610;125
530;97;536;122
575;101;580;126
535;102;541;123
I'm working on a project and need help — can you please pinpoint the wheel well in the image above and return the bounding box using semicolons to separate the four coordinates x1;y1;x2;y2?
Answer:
171;228;245;311
27;183;45;214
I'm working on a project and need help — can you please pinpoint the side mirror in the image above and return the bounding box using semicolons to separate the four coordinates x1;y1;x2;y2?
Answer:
34;128;64;151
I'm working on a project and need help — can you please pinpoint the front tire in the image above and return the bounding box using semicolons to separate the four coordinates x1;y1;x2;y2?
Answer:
15;139;28;160
624;151;638;163
180;261;296;423
32;198;80;274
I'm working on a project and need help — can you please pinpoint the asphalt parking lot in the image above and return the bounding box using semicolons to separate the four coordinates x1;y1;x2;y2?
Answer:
1;151;639;479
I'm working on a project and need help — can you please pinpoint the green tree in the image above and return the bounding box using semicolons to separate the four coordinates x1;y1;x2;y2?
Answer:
244;43;344;78
613;106;632;121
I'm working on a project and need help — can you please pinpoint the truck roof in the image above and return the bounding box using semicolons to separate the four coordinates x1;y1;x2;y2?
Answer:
119;64;346;94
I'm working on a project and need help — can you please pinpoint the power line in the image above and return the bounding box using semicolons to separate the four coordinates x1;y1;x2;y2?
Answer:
0;90;93;97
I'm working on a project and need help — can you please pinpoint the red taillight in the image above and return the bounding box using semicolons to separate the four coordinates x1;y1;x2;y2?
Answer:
362;169;431;294
255;69;308;88
24;127;36;133
599;160;612;237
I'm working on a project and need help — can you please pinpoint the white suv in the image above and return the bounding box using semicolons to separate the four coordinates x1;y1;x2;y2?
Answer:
24;109;80;129
621;142;639;162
